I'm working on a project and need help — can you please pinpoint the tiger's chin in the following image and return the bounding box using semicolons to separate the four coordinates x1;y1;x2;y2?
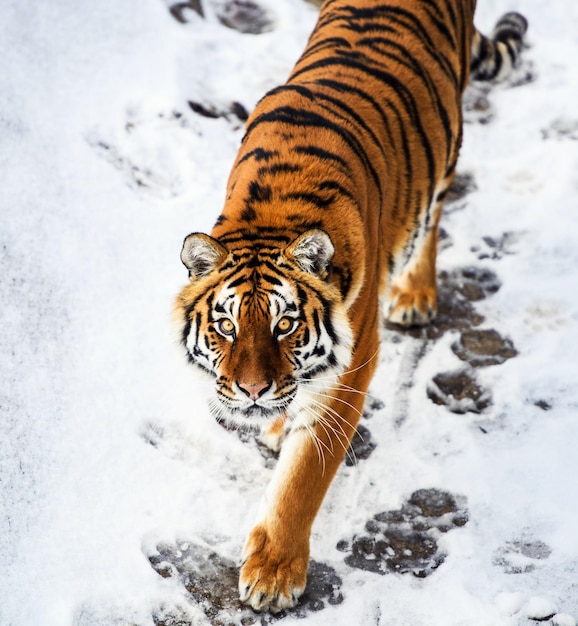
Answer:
209;397;291;431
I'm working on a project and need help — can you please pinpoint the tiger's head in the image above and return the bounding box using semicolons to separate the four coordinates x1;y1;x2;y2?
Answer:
173;229;353;429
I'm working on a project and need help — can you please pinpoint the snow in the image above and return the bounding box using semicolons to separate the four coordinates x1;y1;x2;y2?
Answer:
1;0;577;624
524;597;558;621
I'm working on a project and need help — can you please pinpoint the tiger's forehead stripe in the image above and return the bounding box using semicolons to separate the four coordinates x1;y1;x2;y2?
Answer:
218;229;293;247
219;273;299;313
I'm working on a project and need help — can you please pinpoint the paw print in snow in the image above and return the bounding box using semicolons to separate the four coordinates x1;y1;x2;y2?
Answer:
338;488;468;578
492;539;551;574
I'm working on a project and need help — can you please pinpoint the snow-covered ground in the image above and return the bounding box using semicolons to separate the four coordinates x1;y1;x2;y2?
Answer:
1;1;578;624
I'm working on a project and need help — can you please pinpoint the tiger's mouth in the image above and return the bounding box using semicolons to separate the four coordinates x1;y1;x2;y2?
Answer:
237;404;283;419
213;387;296;426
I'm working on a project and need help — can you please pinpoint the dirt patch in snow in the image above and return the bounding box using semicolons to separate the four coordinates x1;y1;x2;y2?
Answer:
338;488;469;577
149;542;343;625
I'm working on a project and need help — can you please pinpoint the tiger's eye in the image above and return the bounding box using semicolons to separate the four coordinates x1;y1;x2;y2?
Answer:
217;318;235;336
276;317;295;335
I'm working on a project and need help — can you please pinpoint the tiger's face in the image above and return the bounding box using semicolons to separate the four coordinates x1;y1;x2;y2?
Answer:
174;229;353;428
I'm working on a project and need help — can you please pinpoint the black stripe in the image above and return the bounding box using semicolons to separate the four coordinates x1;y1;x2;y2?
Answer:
491;50;503;79
240;205;257;222
286;216;324;231
333;265;352;300
272;291;297;309
301;361;333;380
282;191;334;210
444;157;458;179
495;26;523;44
266;83;315;101
292;144;348;169
205;292;214;314
312;309;322;342
227;276;245;289
312;344;326;358
298;36;352;63
261;273;283;287
188;353;212;376
245;105;383;204
421;0;444;20
305;85;389;165
257;162;302;177
440;0;457;31
421;4;457;49
357;36;454;161
347;6;457;83
247;180;272;203
261;82;387;168
321;17;396;36
181;316;191;347
470;35;491;75
291;56;436;206
236;147;279;167
318;180;361;212
314;77;408;218
218;229;293;245
297;285;309;305
436;188;448;203
322;303;337;342
455;0;470;92
334;5;440;50
193;311;202;350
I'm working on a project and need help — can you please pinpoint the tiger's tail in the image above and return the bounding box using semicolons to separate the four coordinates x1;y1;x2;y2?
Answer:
470;12;528;82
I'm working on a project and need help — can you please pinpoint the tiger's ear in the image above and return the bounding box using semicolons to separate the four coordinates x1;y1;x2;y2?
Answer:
180;233;228;280
286;229;334;279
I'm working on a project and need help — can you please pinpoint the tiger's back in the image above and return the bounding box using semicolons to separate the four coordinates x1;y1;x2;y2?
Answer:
175;0;527;613
214;0;477;329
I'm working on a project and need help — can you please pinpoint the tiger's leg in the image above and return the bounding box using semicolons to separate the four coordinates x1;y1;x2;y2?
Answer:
239;341;376;612
386;179;451;328
239;427;318;612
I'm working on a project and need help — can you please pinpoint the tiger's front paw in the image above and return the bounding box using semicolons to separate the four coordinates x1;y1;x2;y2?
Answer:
386;287;437;327
239;524;308;613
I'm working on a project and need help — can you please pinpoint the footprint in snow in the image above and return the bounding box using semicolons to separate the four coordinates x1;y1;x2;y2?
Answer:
462;58;536;125
492;539;552;575
471;231;521;260
87;103;247;200
338;488;469;578
148;541;343;624
168;0;274;34
427;368;492;414
541;117;578;141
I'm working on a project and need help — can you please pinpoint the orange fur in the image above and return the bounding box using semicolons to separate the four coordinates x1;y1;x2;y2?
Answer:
174;0;527;613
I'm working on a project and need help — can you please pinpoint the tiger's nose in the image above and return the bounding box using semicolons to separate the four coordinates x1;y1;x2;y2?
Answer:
237;380;272;401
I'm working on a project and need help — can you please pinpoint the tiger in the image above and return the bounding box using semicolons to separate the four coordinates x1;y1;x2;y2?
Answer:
173;0;527;613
